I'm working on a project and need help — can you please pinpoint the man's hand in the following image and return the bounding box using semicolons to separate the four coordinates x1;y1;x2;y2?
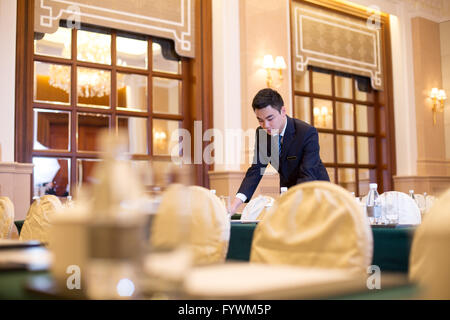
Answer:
229;197;244;214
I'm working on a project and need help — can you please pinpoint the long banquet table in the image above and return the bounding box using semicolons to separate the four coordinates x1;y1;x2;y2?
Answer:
226;222;415;273
0;221;417;299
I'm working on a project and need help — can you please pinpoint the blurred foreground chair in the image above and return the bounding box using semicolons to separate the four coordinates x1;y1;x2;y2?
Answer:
150;184;230;265
241;195;274;221
19;195;63;244
409;189;450;299
379;191;421;225
0;196;14;239
250;181;373;277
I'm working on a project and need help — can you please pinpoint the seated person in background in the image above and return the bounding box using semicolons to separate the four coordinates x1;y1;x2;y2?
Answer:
229;88;329;214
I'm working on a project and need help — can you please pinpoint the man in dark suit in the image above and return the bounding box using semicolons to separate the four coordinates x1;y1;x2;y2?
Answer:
229;88;329;214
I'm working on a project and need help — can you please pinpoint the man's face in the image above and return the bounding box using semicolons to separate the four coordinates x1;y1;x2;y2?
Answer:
255;105;287;135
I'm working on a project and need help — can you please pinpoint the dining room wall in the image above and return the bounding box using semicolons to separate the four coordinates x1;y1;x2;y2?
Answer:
0;0;17;163
209;0;450;199
440;21;450;160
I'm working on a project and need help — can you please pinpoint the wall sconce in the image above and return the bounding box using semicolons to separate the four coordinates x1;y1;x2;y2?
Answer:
154;131;167;141
263;55;286;88
430;88;447;125
313;106;329;127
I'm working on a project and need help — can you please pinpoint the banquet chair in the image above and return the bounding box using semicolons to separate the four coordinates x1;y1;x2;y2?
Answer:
19;195;63;244
409;188;450;299
250;181;373;277
379;191;421;225
150;184;230;265
0;196;14;239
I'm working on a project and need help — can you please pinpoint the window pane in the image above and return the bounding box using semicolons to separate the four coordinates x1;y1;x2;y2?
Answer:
152;77;181;115
77;159;101;188
77;30;111;65
334;75;353;99
77;113;110;152
359;169;376;196
357;136;376;165
336;102;354;131
117;73;148;112
34;62;70;104
117;36;148;69
152;119;181;156
326;167;335;184
356;105;375;133
338;168;356;193
313;99;333;129
312;71;331;96
294;96;310;124
117;116;148;154
337;135;355;164
152;42;181;74
33;157;70;197
34;27;71;59
34;109;70;151
318;133;334;163
294;71;309;92
77;67;111;107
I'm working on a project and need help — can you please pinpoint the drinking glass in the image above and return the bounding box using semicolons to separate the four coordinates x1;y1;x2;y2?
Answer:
384;193;399;225
219;195;231;218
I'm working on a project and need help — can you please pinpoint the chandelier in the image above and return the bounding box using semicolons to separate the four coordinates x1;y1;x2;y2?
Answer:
48;31;125;98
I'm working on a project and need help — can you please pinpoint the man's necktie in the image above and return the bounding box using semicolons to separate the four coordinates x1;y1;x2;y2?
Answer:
278;134;282;155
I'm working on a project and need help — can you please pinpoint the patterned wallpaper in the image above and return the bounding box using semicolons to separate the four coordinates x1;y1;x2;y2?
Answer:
291;1;384;90
34;0;195;58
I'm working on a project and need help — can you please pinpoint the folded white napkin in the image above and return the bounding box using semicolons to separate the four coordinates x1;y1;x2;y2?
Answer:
241;195;274;221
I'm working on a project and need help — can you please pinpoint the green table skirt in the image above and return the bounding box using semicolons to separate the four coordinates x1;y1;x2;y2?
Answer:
15;219;414;272
226;223;415;273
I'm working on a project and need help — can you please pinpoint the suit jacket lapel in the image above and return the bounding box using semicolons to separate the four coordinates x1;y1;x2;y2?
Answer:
280;116;295;159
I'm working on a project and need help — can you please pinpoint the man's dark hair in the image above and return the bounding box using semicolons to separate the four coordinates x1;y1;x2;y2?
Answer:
252;88;284;112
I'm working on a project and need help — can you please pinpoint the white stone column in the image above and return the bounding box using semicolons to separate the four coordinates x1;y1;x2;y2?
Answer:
0;0;17;162
212;0;242;171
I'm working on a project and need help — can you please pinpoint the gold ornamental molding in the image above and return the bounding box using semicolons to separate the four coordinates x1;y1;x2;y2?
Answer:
404;0;450;20
35;0;195;58
291;2;384;90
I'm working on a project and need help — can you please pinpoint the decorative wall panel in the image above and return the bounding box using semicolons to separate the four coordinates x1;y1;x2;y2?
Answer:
35;0;195;57
291;1;383;90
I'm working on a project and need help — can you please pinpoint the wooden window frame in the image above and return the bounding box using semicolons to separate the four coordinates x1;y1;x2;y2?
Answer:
15;0;214;198
290;0;396;196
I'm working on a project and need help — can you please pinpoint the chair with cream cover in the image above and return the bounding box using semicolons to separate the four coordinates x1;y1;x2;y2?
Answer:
250;181;373;277
0;196;14;239
409;188;450;299
379;191;421;225
150;184;230;265
241;195;274;221
20;195;63;244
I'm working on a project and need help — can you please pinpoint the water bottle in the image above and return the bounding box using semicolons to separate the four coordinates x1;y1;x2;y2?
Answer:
366;183;382;224
409;189;419;207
